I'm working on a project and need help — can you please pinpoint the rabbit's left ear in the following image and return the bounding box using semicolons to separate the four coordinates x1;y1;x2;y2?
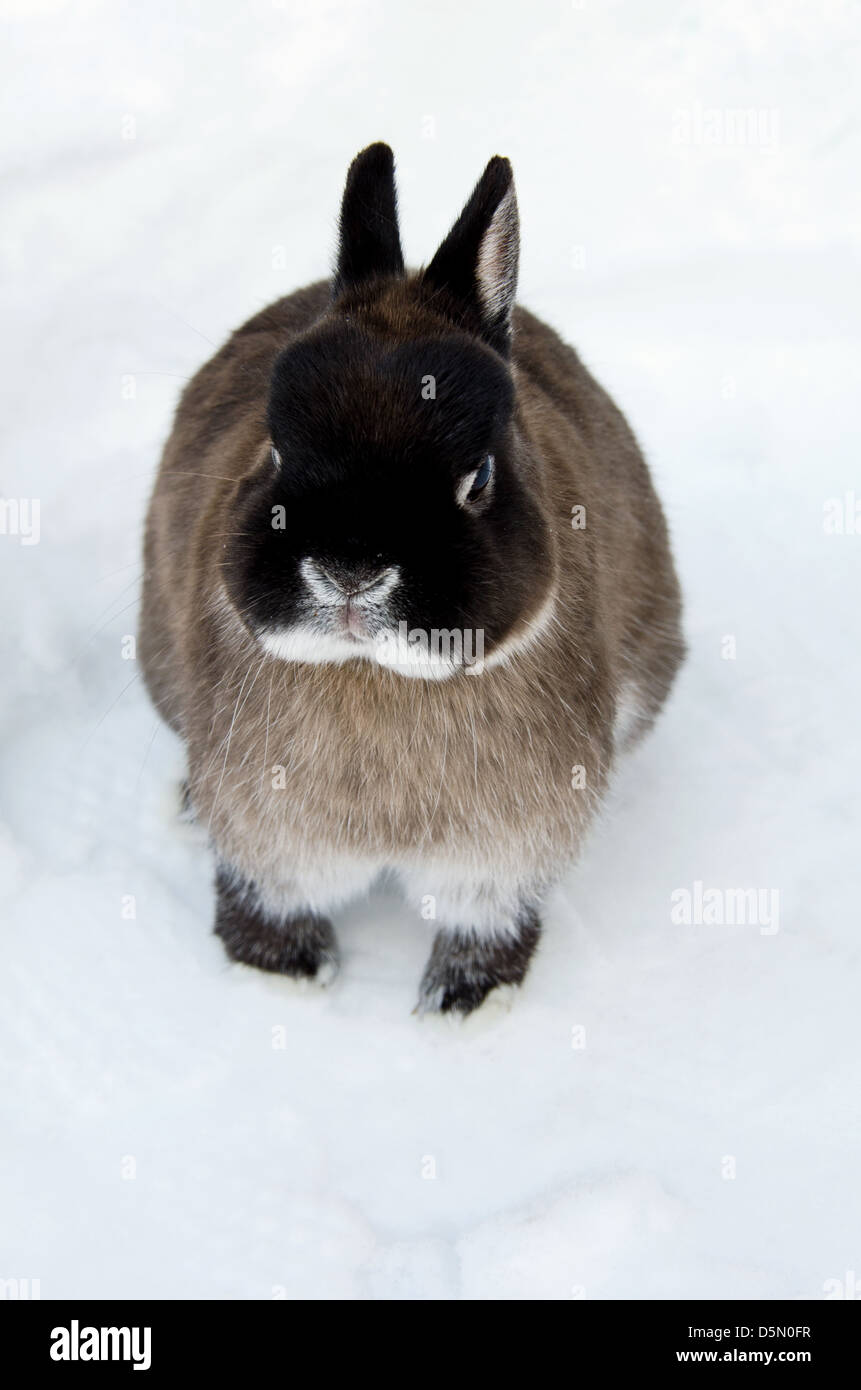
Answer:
333;143;405;297
423;156;519;355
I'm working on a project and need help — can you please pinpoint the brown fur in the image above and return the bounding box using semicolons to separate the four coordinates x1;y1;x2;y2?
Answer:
140;275;684;1006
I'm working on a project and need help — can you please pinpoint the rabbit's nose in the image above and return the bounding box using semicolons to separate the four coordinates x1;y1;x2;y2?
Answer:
304;557;398;602
325;565;385;597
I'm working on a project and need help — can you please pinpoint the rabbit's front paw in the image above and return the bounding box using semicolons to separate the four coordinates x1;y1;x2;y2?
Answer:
416;914;540;1017
214;867;339;983
417;968;499;1016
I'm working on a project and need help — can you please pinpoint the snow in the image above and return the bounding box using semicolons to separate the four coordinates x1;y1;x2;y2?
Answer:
2;0;860;1300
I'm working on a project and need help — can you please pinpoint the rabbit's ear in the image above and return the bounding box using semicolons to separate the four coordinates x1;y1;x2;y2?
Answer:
333;143;405;296
423;156;519;354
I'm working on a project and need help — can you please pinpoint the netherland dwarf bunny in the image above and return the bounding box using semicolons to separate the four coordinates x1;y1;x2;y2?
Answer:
140;143;684;1014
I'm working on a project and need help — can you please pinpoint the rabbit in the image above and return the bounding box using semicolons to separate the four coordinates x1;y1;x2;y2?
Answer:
139;142;685;1015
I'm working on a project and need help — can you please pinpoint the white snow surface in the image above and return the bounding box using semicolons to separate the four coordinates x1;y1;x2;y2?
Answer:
1;0;859;1300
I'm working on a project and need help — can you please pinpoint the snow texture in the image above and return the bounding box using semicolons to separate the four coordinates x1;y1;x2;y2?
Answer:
1;0;859;1300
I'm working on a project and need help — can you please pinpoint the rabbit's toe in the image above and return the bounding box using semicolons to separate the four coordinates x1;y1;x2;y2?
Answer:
418;975;495;1016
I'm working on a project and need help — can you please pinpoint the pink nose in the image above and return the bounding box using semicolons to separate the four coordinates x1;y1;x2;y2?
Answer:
342;603;372;639
318;563;388;597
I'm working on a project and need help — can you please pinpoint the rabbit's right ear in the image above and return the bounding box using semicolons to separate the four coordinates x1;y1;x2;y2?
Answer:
333;143;405;297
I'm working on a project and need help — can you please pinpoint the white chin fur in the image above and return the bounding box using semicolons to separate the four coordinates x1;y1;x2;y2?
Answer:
254;588;557;679
258;626;372;668
256;594;557;679
257;624;461;680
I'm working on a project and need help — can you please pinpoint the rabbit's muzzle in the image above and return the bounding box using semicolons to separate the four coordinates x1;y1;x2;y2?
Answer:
301;556;400;640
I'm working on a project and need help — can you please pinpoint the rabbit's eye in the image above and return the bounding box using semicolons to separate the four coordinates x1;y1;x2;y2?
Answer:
458;454;494;507
270;445;282;469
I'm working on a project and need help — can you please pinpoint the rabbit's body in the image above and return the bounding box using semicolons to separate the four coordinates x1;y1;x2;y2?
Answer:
140;147;684;1012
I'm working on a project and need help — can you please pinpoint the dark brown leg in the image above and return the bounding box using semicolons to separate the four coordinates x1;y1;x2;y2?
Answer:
417;908;541;1015
214;864;339;982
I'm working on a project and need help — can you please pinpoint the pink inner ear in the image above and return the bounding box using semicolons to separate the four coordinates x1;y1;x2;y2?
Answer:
476;186;519;323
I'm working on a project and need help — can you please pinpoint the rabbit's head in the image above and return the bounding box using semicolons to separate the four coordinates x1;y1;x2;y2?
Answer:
222;144;556;678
